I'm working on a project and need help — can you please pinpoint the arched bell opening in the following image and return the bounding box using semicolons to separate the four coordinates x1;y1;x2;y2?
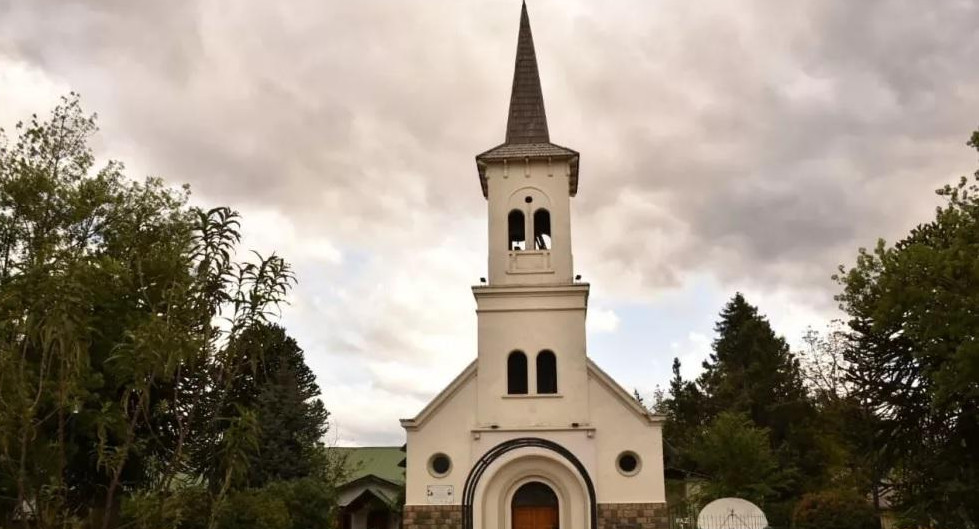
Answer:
533;209;551;250
508;210;527;251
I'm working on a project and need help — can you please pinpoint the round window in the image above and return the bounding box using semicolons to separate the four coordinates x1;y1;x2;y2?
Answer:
428;453;452;477
616;451;641;476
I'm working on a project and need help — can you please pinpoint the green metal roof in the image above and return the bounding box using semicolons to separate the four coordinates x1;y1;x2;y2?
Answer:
332;446;406;486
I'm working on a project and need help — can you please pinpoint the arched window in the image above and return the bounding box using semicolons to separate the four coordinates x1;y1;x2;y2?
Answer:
508;210;526;251
536;350;557;394
507;351;528;394
534;209;551;250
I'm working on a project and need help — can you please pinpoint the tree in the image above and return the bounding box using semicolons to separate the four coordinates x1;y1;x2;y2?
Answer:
694;294;829;524
698;294;812;449
834;131;979;528
798;327;889;512
689;411;786;505
0;95;308;528
793;490;878;529
659;358;709;478
0;95;201;526
225;324;331;487
799;326;852;401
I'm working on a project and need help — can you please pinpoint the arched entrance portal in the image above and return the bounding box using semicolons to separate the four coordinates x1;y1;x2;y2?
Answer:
512;482;559;529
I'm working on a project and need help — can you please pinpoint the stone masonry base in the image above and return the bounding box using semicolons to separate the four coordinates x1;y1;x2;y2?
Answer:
597;503;669;529
403;503;669;529
403;505;463;529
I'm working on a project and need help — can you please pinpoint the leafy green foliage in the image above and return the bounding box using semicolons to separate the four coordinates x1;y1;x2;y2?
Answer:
793;490;878;529
689;412;786;504
834;132;979;528
123;478;338;529
0;96;336;528
213;488;293;529
657;294;828;524
261;478;340;529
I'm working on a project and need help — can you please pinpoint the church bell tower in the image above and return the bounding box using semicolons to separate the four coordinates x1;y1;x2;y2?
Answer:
472;1;588;428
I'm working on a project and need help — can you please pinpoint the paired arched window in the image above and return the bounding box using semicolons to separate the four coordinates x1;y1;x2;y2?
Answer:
507;350;557;395
507;203;551;251
508;210;526;251
536;350;557;394
507;351;528;394
534;209;551;250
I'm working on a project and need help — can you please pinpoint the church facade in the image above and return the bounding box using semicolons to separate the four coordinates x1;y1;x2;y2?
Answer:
401;4;667;529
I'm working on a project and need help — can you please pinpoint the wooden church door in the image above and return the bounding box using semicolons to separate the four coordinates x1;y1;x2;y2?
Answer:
512;482;559;529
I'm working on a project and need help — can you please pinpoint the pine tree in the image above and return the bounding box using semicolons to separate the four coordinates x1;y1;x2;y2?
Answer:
698;293;811;448
661;358;708;476
695;294;827;523
224;324;331;487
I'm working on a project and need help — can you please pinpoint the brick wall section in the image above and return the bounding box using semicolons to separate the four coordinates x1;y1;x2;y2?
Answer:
597;503;669;529
403;505;463;529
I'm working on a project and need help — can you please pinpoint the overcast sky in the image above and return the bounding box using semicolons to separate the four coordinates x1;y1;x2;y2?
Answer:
2;0;978;446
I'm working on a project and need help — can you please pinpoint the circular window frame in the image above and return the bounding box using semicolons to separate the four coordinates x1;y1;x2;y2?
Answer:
428;453;452;478
616;451;641;477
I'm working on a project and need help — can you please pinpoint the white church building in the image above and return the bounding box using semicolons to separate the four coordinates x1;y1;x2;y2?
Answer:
401;4;667;529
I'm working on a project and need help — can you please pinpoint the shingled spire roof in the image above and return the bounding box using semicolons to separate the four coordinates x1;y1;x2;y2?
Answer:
506;1;549;144
475;2;580;198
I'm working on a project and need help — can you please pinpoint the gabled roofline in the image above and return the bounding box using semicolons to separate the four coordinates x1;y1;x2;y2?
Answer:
400;358;663;431
400;360;477;431
340;486;400;510
339;473;404;490
586;358;666;425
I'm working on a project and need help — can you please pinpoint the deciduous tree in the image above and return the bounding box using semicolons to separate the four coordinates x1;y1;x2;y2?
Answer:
0;95;323;529
834;131;979;528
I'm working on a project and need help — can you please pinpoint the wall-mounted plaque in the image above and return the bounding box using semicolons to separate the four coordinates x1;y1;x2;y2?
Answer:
426;485;454;505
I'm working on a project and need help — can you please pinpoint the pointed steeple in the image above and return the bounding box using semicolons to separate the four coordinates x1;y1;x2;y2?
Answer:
505;1;549;144
475;2;579;199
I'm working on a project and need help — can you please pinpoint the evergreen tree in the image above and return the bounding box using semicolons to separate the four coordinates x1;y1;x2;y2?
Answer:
698;293;810;440
226;324;331;487
661;358;708;476
695;294;827;523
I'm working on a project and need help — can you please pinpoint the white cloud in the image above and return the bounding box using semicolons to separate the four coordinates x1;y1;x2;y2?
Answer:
587;307;621;334
0;55;69;131
671;331;712;381
236;206;344;265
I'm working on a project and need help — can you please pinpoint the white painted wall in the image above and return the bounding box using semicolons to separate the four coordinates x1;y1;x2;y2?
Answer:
474;284;590;428
404;366;665;507
484;159;575;286
404;375;477;505
588;374;666;503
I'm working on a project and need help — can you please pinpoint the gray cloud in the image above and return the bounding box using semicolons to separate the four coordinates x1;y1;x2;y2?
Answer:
2;0;978;443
